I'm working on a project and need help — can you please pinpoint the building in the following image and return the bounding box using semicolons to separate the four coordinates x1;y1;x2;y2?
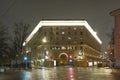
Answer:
23;20;102;67
110;8;120;68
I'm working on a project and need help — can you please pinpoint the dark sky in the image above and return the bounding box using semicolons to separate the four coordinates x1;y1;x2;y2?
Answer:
0;0;120;51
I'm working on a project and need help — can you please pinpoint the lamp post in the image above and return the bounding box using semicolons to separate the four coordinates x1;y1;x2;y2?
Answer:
24;56;28;69
42;37;47;66
68;37;73;65
78;50;83;61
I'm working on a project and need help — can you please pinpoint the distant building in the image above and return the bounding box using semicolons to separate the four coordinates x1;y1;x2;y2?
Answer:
110;8;120;68
23;20;102;67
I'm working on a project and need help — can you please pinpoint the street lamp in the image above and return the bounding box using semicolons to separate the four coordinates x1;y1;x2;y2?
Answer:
42;37;47;43
42;37;47;66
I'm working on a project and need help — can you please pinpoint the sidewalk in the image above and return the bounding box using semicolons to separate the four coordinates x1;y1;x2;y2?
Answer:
111;69;120;73
4;67;33;73
104;67;120;73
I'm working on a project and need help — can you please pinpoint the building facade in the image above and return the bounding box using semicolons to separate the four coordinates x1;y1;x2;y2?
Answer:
110;8;120;68
23;20;102;67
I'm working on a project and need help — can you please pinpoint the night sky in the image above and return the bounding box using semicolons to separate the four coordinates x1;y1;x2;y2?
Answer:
0;0;120;51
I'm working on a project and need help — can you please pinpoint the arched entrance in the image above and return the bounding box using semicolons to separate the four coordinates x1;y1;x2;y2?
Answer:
59;53;68;65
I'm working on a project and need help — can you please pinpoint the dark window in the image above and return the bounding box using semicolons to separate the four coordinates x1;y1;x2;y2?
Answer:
44;32;47;35
75;46;77;50
62;37;65;40
56;32;59;35
50;37;52;40
68;32;71;35
74;32;77;35
50;32;53;35
80;32;83;35
80;46;83;49
68;27;71;29
80;42;83;44
50;27;53;30
50;46;53;50
56;27;59;30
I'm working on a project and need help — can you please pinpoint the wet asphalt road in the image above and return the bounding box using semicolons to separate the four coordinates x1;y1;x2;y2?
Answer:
0;66;120;80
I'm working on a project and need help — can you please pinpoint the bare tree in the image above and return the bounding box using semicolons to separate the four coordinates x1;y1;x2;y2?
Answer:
0;23;9;64
11;22;30;59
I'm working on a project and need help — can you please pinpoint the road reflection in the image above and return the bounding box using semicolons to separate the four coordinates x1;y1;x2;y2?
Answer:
67;67;76;80
20;67;113;80
1;67;120;80
21;71;32;80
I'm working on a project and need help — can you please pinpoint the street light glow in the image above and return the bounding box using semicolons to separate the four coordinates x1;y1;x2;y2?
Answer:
24;56;28;61
42;37;47;43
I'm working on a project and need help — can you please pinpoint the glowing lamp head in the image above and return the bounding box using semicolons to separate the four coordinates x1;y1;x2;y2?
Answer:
24;56;28;61
42;37;47;43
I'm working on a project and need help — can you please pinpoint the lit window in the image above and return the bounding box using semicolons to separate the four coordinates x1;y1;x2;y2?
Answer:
42;37;47;43
88;62;93;67
62;32;65;35
67;46;72;50
57;47;61;50
68;37;71;40
61;46;66;49
74;27;77;30
94;61;97;66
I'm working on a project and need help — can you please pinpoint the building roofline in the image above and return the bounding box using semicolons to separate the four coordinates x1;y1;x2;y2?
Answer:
23;20;102;46
110;8;120;16
41;19;86;21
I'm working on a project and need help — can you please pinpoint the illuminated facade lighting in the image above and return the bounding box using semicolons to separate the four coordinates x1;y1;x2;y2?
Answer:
42;37;47;43
23;20;102;45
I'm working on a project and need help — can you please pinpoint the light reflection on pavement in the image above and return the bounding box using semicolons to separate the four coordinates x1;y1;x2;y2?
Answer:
0;66;120;80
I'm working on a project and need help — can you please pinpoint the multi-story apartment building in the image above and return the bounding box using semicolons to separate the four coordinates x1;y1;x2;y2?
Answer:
110;8;120;68
23;20;102;67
